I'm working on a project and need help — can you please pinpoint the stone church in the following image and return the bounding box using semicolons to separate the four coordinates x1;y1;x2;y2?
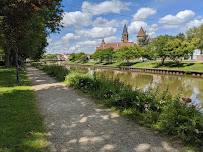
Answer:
96;24;147;51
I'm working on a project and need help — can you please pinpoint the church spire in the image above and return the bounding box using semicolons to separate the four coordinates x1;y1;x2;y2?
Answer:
122;24;128;43
101;39;105;44
122;24;128;34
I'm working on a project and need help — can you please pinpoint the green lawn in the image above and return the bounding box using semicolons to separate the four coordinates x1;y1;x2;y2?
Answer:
67;61;203;72
0;67;49;152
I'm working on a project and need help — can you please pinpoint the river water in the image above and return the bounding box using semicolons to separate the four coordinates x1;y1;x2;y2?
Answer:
65;65;203;109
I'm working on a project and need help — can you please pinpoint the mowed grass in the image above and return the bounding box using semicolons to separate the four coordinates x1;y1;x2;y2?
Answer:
0;67;49;152
67;61;203;72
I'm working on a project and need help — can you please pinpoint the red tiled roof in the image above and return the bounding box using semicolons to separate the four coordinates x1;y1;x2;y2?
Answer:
96;42;135;50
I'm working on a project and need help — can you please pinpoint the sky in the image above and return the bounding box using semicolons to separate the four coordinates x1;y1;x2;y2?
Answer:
46;0;203;54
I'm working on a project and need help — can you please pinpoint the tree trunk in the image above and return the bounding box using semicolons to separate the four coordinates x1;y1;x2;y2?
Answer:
162;58;165;65
4;48;11;67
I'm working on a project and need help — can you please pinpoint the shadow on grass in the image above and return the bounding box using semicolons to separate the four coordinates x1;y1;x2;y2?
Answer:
0;67;30;87
118;62;140;66
153;61;195;68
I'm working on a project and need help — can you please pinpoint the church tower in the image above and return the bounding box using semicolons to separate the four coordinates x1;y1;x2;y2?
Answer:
121;24;128;43
137;27;146;46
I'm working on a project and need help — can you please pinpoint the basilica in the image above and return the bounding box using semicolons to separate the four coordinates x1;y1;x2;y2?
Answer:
96;24;149;51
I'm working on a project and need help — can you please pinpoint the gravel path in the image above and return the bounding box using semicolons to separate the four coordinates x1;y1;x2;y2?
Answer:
27;65;182;152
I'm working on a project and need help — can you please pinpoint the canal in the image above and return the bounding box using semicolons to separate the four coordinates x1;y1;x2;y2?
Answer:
65;65;203;109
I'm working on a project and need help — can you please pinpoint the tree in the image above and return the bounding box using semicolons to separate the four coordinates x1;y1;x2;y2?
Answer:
139;35;150;47
176;33;185;41
139;46;155;61
103;47;114;63
91;49;105;62
0;0;63;67
79;54;89;63
186;24;203;54
69;53;76;62
75;52;85;61
116;46;139;65
151;35;175;64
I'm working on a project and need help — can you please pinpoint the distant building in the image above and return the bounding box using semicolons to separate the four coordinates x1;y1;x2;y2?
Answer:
96;25;155;51
96;24;135;51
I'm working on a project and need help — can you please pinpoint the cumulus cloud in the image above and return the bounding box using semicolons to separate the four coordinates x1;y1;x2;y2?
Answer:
159;10;195;28
61;33;80;41
76;27;117;39
104;36;120;43
62;11;92;27
128;21;158;37
133;7;157;21
82;0;131;15
93;17;127;27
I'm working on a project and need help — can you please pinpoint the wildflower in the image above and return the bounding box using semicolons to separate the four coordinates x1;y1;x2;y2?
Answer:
194;129;199;134
129;84;132;88
192;105;196;108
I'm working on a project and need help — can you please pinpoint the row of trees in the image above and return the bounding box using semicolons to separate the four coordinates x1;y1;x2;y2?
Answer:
0;0;63;67
91;25;203;65
69;52;89;63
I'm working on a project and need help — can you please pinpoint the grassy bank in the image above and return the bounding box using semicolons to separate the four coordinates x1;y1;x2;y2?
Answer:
31;63;203;151
0;67;49;152
67;61;203;72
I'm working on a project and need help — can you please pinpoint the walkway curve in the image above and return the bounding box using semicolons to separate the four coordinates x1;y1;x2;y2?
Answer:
27;65;182;152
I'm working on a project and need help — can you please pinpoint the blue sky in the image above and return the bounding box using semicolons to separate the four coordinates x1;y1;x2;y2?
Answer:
46;0;203;54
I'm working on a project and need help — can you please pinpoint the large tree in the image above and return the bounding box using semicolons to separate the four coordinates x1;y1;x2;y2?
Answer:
103;47;114;63
91;49;105;62
186;24;203;54
116;46;140;65
151;35;175;64
0;0;63;67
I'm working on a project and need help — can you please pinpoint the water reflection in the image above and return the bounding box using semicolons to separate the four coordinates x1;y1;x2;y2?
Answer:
67;66;203;107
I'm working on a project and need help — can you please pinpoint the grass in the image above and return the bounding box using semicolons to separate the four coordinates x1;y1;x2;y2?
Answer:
67;61;203;72
0;67;49;152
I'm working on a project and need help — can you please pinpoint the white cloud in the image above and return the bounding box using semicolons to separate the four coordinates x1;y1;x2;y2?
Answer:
185;19;203;29
82;0;131;15
76;27;117;39
61;33;80;41
128;21;158;37
104;36;120;43
133;7;157;21
62;11;92;27
93;17;127;27
159;10;195;27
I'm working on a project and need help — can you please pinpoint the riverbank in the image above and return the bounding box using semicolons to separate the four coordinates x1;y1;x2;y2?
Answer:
31;62;203;151
65;61;203;77
0;67;49;151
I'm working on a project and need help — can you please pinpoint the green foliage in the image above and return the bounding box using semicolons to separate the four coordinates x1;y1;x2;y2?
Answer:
31;63;70;81
139;46;155;60
33;63;203;147
156;99;203;144
91;49;105;62
139;35;150;47
0;67;49;151
151;35;175;64
79;54;89;63
41;54;57;59
65;72;203;146
176;33;186;41
115;46;140;64
69;53;77;62
186;24;203;53
103;47;115;63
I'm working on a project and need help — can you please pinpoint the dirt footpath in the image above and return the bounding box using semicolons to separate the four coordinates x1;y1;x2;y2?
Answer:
27;65;182;152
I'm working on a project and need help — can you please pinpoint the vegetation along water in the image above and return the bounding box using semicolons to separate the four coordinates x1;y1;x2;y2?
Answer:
31;62;203;149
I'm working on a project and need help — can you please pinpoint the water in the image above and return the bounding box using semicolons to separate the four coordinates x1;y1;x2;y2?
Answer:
66;65;203;109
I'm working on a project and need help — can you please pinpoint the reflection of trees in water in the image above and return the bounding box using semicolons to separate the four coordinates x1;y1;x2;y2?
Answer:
68;66;203;106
